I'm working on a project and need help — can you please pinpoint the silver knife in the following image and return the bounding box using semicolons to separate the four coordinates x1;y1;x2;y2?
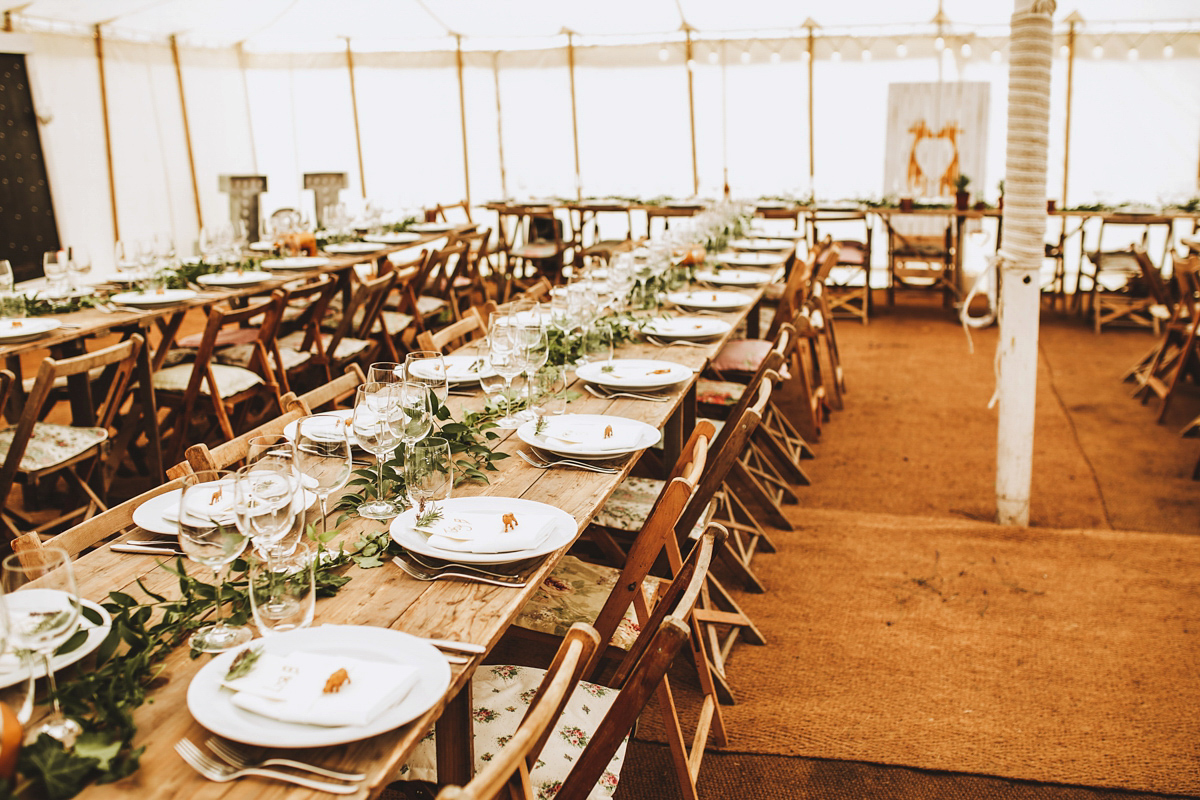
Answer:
422;638;486;655
112;543;185;556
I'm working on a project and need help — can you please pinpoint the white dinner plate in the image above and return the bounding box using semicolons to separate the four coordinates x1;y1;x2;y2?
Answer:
517;413;659;460
693;268;777;287
642;316;732;340
362;232;423;245
283;408;356;445
187;625;451;748
425;354;496;385
261;257;330;270
390;496;576;565
727;238;793;252
248;241;275;252
110;289;198;307
0;318;62;343
575;359;692;391
324;242;384;255
713;251;789;267
747;228;806;241
0;595;112;690
131;485;318;536
666;290;755;311
196;270;273;287
408;222;456;234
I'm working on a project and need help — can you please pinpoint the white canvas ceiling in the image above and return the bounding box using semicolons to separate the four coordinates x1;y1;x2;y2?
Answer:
8;0;1200;51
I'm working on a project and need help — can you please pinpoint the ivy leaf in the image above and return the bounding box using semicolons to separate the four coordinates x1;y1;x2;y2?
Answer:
73;734;122;773
54;629;88;657
19;734;99;800
80;605;104;627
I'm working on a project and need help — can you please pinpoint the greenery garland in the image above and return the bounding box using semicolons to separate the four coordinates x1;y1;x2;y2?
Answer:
1;528;396;800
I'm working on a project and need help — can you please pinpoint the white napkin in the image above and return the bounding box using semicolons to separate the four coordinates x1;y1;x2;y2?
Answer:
420;510;555;554
224;651;419;727
444;357;486;381
168;481;237;525
543;421;642;452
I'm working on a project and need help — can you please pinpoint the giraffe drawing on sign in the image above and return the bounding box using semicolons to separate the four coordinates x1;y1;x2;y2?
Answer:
906;120;963;197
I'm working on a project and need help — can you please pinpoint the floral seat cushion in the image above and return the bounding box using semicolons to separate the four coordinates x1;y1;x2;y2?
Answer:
512;242;563;260
0;423;107;472
696;378;745;407
377;309;415;334
215;340;312;373
152;363;264;397
711;338;771;374
401;663;628;799
515;556;654;651
416;296;447;317
175;327;261;350
590;476;714;538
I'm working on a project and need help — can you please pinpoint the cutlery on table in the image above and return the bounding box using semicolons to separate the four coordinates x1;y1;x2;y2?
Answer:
517;450;620;474
419;637;487;656
403;549;541;580
111;543;186;556
205;737;366;782
645;335;710;348
390;553;529;588
175;739;357;794
583;384;671;403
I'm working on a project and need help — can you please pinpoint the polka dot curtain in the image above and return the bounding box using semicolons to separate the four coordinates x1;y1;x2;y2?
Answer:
0;54;59;283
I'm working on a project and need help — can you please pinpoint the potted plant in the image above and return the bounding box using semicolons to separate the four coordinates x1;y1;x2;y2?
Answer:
955;173;971;210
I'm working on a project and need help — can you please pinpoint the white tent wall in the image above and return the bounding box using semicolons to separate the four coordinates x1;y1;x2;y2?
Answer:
178;47;257;235
494;48;574;200
104;39;196;256
25;33;111;266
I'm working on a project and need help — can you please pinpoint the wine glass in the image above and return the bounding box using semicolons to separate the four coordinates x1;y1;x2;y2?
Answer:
0;259;13;293
404;351;448;407
488;315;525;429
245;435;305;556
67;246;91;291
42;250;67;298
177;470;253;653
514;319;549;423
368;361;404;385
390;379;433;447
0;260;18;322
406;436;452;519
113;241;138;282
2;548;82;745
234;462;298;557
293;414;353;535
248;541;316;636
353;383;402;520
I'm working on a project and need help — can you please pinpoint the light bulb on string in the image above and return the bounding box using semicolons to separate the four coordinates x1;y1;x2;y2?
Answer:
861;47;872;61
896;42;907;58
686;57;695;70
770;50;781;64
1127;46;1138;61
1059;44;1069;58
741;48;750;63
990;48;1002;63
961;42;972;57
935;35;944;51
708;49;719;64
1092;43;1103;58
1163;43;1174;58
831;49;841;61
659;46;669;61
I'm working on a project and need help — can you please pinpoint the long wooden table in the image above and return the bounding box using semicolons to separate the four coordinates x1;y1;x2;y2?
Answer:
30;290;758;799
0;229;463;480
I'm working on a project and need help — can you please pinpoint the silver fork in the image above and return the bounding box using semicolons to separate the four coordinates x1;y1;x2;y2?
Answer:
391;553;529;588
645;335;710;348
583;385;671;403
517;450;619;473
174;739;357;794
205;737;366;782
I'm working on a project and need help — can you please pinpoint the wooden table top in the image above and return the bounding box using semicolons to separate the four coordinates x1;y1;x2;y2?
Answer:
42;287;760;799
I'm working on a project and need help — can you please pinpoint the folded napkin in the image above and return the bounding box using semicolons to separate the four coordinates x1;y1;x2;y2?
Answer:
420;510;555;554
224;651;419;727
542;421;642;452
167;480;237;526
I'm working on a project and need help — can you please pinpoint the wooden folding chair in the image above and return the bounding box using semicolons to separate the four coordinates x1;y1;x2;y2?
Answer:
1089;245;1174;334
885;213;955;305
0;335;145;542
11;477;185;566
404;527;724;800
416;314;486;355
318;270;397;381
260;274;340;395
812;210;873;324
433;625;599;800
285;363;366;414
152;293;285;467
447;227;495;312
166;406;309;480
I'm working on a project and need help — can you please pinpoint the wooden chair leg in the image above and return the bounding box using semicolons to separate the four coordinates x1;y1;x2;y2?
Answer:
727;460;793;530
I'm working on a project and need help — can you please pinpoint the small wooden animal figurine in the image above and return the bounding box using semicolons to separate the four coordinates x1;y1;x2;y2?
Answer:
502;513;518;532
603;425;614;439
323;668;351;694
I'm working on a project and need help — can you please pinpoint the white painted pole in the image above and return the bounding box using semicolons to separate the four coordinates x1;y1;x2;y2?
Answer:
995;0;1055;526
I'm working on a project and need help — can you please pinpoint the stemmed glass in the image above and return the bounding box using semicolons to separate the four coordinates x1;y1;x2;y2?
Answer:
234;462;298;558
404;351;448;407
0;259;13;293
353;383;402;520
367;361;404;385
389;380;433;452
407;436;452;518
2;548;80;745
293;414;353;535
514;318;549;423
42;250;67;298
113;241;139;283
246;434;305;556
67;247;91;291
0;260;19;322
488;315;525;429
177;470;253;653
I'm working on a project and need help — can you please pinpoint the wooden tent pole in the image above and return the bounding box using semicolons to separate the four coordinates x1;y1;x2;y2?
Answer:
805;20;817;197
170;35;203;230
345;39;367;199
454;35;471;208
94;24;119;242
685;28;698;195
1061;13;1080;208
236;43;258;175
566;31;582;200
492;52;508;199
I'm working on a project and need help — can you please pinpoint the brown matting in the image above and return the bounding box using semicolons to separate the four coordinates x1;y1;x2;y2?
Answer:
635;507;1200;796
